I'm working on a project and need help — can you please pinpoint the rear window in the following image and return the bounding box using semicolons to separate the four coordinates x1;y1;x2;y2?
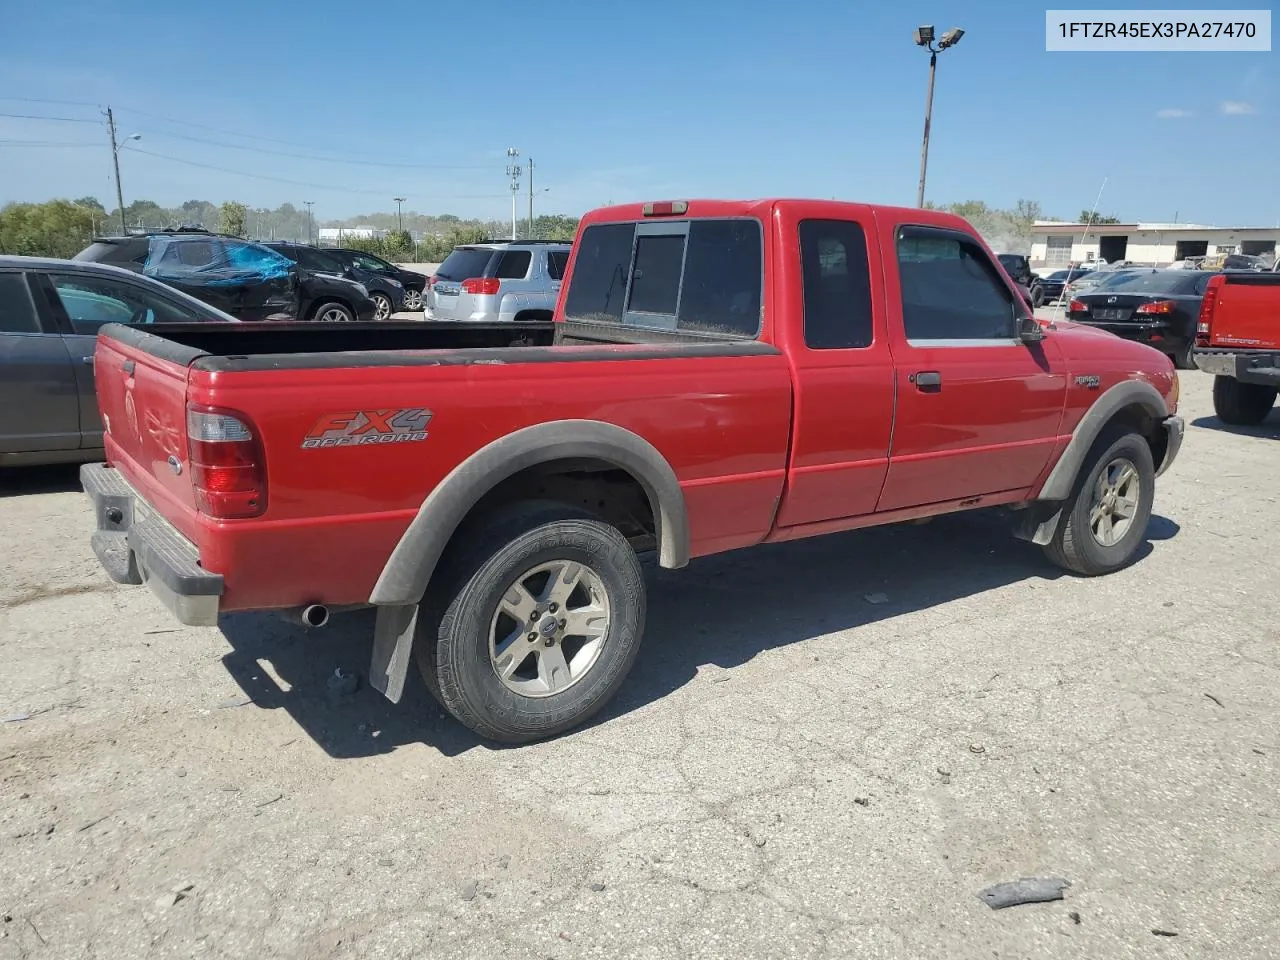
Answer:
1091;270;1197;294
436;247;497;281
546;250;569;280
74;240;146;265
563;219;762;338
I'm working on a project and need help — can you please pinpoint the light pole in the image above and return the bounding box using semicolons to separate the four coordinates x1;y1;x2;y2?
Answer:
393;197;406;233
506;147;521;241
106;107;141;235
303;201;314;244
913;25;964;208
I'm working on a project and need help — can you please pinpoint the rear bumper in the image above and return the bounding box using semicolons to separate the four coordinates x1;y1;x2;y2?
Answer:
81;462;223;626
1193;348;1280;385
1068;318;1192;352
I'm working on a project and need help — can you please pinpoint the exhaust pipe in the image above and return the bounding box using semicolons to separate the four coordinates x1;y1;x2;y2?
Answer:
298;604;329;628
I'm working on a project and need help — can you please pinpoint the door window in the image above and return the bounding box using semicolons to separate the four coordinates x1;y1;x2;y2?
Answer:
495;250;532;279
50;274;201;334
897;229;1019;343
546;250;569;280
800;220;873;349
0;273;41;333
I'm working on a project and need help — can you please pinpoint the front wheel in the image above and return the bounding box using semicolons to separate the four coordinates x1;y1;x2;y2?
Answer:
1042;429;1155;576
371;292;393;321
313;301;355;323
417;502;647;743
1030;283;1045;309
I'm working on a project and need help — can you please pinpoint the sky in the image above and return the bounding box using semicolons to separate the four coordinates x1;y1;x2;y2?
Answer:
0;0;1275;225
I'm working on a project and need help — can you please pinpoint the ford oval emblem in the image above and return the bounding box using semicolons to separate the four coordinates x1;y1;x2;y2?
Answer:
167;455;183;475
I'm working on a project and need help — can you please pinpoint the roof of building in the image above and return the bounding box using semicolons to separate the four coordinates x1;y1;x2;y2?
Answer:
1033;220;1278;233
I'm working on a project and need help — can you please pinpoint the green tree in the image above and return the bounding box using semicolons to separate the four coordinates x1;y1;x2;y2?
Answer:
219;201;248;237
1078;209;1122;225
0;199;97;258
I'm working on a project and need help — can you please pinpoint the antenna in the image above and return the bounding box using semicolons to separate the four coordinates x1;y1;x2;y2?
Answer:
1053;177;1107;311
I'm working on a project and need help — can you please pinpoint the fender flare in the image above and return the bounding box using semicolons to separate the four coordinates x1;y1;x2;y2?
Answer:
368;419;690;608
1017;379;1170;545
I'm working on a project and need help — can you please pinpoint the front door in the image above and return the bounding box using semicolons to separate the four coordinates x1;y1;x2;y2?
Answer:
0;271;79;455
877;225;1067;512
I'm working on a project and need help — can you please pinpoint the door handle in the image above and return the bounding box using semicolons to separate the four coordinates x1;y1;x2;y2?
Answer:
82;356;95;366
912;371;942;390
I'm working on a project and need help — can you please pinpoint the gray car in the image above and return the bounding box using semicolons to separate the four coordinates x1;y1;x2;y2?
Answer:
0;256;237;468
425;240;570;322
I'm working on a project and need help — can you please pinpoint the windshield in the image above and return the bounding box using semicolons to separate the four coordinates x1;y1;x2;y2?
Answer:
1090;270;1197;294
435;247;496;281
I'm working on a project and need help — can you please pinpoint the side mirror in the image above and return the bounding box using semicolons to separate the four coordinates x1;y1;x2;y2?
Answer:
1018;315;1046;344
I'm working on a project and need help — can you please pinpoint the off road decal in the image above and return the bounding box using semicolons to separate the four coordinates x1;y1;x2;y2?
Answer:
302;408;432;449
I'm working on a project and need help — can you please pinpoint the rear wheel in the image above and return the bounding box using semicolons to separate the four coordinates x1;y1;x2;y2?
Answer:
1042;428;1155;576
1170;343;1196;370
1212;375;1277;425
312;301;354;323
402;288;423;311
416;501;646;743
1030;283;1045;308
371;292;393;321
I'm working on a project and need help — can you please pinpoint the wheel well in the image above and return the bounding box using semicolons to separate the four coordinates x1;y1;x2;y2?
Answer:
462;458;657;553
1107;402;1167;467
513;309;553;323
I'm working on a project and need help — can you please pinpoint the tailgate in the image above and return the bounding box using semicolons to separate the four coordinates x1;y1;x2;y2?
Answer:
1211;274;1280;348
95;331;200;524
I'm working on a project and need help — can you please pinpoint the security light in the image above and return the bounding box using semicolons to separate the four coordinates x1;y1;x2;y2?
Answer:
913;25;935;46
939;27;965;48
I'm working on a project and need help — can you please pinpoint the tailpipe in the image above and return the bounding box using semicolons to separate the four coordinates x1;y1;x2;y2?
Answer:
295;604;330;629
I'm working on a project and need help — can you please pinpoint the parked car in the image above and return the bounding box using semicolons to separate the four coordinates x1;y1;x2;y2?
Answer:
263;242;395;320
1193;271;1280;424
996;253;1045;306
0;255;238;467
1067;268;1213;369
1037;267;1093;303
323;248;429;311
81;198;1182;743
1063;267;1139;299
425;240;571;322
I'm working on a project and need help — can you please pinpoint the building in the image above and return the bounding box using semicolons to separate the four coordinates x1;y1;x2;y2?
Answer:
316;226;386;246
1029;221;1279;270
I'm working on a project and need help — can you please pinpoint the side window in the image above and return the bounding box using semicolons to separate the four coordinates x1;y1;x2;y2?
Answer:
546;250;569;281
800;219;873;349
224;240;291;276
495;250;532;279
0;273;42;334
563;223;636;323
675;220;761;337
897;229;1018;342
50;274;199;334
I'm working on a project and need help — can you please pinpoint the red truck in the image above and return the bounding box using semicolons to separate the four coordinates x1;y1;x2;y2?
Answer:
82;199;1184;743
1194;271;1280;424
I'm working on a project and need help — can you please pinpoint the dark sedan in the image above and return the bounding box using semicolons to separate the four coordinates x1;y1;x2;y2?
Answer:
264;242;393;320
324;248;429;311
1066;268;1214;369
0;256;237;467
1038;267;1093;302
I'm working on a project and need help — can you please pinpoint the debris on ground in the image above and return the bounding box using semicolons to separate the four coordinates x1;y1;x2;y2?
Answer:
158;882;195;907
588;882;606;892
1069;911;1082;925
587;787;611;797
2;712;30;724
460;881;478;901
216;697;254;709
853;797;870;807
977;877;1071;909
969;744;986;755
497;854;511;869
255;793;284;808
1204;693;1224;708
327;669;359;697
863;592;889;605
1152;929;1178;937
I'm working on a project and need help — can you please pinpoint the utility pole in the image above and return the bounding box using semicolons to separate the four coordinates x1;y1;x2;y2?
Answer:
303;201;314;244
107;107;127;234
393;197;406;233
527;158;535;240
506;147;521;241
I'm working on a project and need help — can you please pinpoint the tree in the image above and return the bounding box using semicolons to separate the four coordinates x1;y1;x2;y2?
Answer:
0;199;97;258
1078;209;1122;225
219;201;248;237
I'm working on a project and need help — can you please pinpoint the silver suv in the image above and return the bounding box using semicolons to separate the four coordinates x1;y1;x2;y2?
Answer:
425;240;570;322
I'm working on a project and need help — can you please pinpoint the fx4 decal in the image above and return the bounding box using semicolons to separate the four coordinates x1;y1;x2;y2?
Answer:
302;408;432;449
1074;375;1101;389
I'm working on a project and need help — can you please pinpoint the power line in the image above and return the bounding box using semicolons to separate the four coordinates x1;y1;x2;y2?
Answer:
0;139;100;147
126;146;509;200
0;112;103;124
0;96;103;108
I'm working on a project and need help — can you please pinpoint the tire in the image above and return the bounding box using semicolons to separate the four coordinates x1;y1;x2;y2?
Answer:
1170;342;1196;370
371;292;393;321
1030;283;1045;309
312;301;354;323
402;288;423;311
415;500;646;744
1042;428;1155;576
1212;375;1277;425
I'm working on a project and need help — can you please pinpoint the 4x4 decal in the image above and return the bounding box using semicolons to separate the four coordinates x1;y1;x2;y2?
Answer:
302;408;432;449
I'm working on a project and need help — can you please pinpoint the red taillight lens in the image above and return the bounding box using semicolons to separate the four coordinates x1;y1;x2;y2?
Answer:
461;277;500;295
426;275;435;288
1135;300;1176;315
1197;275;1223;345
1068;298;1086;313
186;405;266;519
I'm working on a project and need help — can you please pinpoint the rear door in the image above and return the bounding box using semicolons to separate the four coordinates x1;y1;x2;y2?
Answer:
429;246;497;320
877;222;1067;511
0;270;80;454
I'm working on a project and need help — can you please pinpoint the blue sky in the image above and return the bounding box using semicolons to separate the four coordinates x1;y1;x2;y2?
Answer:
0;0;1274;224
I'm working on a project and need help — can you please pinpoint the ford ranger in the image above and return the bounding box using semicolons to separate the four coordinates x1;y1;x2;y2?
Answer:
1193;271;1280;424
81;199;1185;743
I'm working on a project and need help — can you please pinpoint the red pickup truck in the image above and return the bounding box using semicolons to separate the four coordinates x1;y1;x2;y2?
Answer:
1194;271;1280;424
82;199;1184;743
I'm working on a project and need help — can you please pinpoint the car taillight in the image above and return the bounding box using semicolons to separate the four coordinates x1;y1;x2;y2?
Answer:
1135;300;1176;315
1068;298;1086;313
426;275;435;288
186;404;266;519
1197;275;1224;345
461;277;501;295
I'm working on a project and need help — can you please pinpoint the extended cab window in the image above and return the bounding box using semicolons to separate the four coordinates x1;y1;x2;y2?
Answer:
800;220;873;349
564;219;762;338
897;229;1018;342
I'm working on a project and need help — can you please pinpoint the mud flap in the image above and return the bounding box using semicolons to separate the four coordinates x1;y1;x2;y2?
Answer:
1012;502;1063;546
370;604;418;703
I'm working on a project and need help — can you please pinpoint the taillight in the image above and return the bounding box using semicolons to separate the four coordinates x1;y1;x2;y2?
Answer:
1197;274;1223;345
426;275;435;288
1068;298;1086;313
1135;300;1176;315
186;404;266;519
462;277;501;295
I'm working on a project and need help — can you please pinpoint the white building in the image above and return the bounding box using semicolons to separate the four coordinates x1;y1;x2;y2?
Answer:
1029;220;1279;270
316;226;386;245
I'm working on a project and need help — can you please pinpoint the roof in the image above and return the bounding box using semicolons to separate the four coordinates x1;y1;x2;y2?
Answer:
0;254;146;279
1032;220;1278;234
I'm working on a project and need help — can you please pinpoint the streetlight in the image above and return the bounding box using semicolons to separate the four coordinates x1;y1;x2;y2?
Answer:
393;197;406;234
913;25;965;208
303;201;314;244
506;147;521;241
